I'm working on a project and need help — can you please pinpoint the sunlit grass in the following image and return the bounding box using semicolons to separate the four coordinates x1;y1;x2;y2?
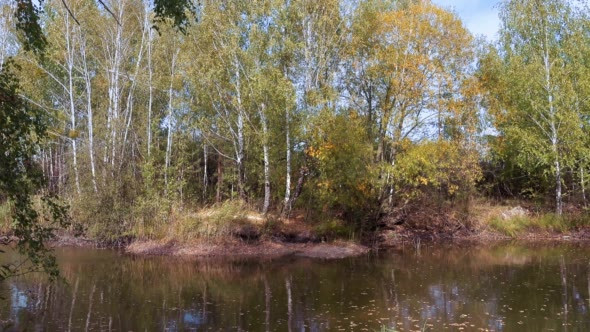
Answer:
167;200;267;242
0;200;12;233
488;212;590;237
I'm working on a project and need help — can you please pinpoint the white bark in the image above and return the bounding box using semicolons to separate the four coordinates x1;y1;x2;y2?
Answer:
146;17;153;159
121;12;148;167
284;106;292;207
104;3;124;174
260;103;270;214
543;17;562;216
79;32;98;193
64;11;81;196
234;60;246;199
582;167;587;206
203;143;208;200
164;48;180;193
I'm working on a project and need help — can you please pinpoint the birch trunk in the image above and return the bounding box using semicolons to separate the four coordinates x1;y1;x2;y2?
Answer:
146;20;153;159
284;106;292;210
164;48;179;193
80;33;98;193
120;14;148;169
542;14;561;216
260;103;270;214
104;4;124;176
216;156;223;203
203;144;208;200
234;60;246;200
582;167;587;206
64;12;81;195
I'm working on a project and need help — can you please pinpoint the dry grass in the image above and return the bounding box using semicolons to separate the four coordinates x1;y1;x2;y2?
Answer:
471;199;590;237
132;200;269;243
0;200;12;234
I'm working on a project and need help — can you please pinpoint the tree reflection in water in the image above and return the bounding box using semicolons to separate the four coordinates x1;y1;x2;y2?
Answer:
0;243;589;331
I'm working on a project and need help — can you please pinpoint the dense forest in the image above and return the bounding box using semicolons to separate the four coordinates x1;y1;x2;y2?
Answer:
2;0;590;248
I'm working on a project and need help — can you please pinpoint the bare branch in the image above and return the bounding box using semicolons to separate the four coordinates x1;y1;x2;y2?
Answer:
60;0;80;25
97;0;121;26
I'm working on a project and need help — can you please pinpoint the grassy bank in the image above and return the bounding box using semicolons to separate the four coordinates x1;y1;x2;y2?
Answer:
470;201;590;238
3;198;590;256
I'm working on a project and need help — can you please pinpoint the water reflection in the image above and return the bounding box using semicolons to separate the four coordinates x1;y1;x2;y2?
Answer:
1;243;590;331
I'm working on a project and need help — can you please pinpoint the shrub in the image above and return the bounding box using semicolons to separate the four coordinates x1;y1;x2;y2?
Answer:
313;218;356;241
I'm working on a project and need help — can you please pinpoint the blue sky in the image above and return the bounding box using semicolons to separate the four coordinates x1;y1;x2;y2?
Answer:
432;0;501;40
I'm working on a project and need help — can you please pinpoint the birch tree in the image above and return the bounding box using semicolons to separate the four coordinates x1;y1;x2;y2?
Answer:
482;0;587;215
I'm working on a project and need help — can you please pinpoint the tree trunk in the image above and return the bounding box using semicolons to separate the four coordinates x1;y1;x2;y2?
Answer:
234;60;246;200
260;103;270;214
164;48;179;194
146;14;153;159
543;17;561;216
203;143;208;200
284;166;308;218
120;19;147;169
80;38;98;193
237;111;246;200
284;106;292;211
64;13;80;196
216;155;223;203
104;4;124;177
555;155;563;216
582;167;587;207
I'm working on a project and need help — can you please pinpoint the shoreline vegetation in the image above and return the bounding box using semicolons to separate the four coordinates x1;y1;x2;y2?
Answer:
2;0;590;271
21;198;590;260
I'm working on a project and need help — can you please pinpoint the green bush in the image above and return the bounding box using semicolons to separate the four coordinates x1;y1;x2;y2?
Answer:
313;218;356;241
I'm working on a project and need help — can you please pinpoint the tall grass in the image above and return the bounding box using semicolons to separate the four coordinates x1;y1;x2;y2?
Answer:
167;200;266;242
488;213;590;237
0;200;12;233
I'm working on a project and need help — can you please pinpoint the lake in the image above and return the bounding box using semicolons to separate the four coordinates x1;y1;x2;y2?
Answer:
1;243;589;331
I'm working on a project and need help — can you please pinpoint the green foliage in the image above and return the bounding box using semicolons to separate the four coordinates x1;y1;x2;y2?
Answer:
488;212;590;237
313;218;356;241
14;0;47;55
0;59;69;281
153;0;197;33
7;0;590;252
74;186;134;243
390;140;481;204
480;0;590;213
307;110;378;221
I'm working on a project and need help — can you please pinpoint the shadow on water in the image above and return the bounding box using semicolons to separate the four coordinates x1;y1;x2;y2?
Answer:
1;243;590;331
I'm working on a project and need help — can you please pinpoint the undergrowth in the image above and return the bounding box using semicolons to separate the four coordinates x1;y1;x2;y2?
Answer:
487;213;590;237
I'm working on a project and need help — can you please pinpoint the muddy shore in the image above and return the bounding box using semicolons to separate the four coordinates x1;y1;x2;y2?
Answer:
45;225;590;260
48;233;371;259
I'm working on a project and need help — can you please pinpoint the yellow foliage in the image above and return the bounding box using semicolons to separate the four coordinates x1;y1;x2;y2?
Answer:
391;140;482;202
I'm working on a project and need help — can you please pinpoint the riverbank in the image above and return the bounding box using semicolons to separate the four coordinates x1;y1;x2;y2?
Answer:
45;224;590;261
47;233;371;259
13;199;590;259
126;239;370;259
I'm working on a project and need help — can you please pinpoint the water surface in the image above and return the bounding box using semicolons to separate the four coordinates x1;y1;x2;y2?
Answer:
1;243;590;331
